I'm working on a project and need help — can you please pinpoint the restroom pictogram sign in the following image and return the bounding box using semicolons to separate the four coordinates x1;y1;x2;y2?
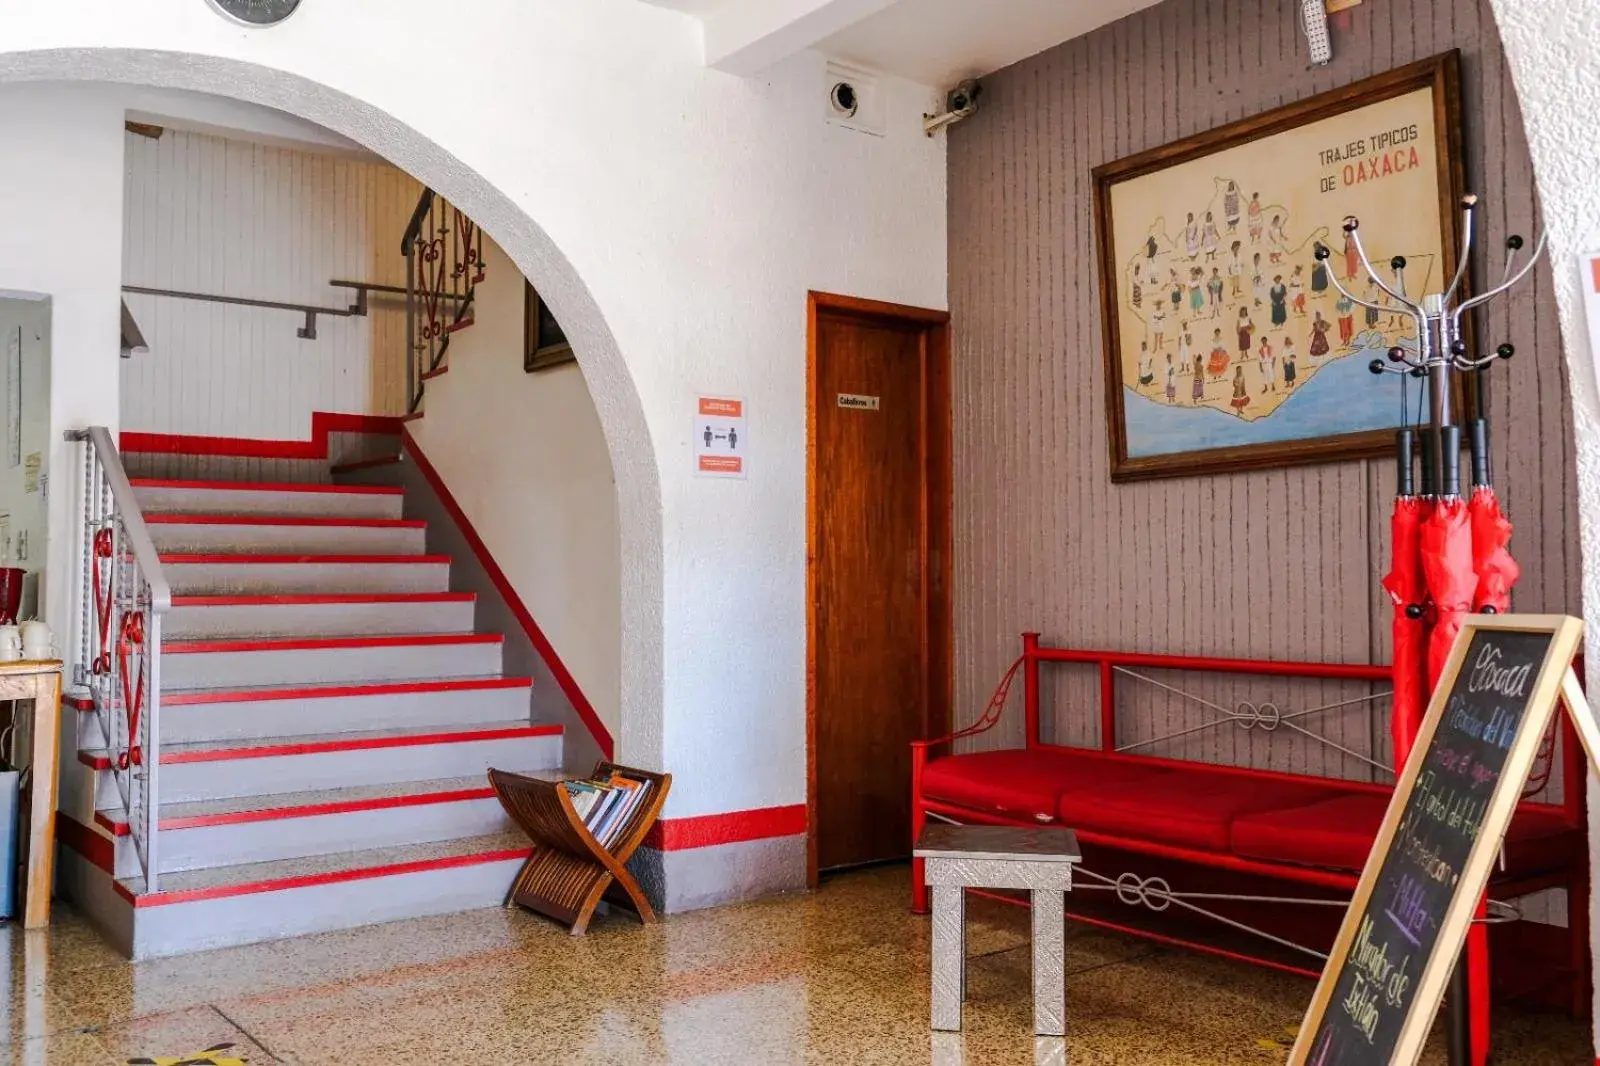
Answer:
695;396;747;478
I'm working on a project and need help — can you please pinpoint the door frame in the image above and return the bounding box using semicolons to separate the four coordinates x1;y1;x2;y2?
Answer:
805;290;953;887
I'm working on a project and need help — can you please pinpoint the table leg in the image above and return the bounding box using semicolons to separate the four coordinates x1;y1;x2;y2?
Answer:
931;884;966;1031
1031;888;1065;1037
24;674;59;929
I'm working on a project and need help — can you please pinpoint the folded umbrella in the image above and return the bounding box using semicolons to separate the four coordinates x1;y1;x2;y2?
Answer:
1382;494;1427;769
1421;495;1474;690
1468;485;1518;616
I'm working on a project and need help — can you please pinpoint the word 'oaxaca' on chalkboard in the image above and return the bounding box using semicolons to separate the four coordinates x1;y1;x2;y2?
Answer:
1289;614;1587;1066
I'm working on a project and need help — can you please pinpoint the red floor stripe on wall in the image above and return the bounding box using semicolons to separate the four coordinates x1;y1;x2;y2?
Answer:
644;804;807;851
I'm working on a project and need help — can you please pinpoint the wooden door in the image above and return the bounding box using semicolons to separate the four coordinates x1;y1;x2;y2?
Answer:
809;294;950;875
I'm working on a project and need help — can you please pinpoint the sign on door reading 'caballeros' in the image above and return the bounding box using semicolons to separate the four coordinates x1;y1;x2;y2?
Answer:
1290;614;1597;1066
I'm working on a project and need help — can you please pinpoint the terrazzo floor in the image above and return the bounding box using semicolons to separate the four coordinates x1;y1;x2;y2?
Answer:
0;866;1588;1064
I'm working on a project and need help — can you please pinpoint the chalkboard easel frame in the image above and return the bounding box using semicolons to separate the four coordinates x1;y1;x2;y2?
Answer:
1288;613;1591;1066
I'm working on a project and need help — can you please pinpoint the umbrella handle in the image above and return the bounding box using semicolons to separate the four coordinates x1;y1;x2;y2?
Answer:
1468;419;1490;488
1440;425;1461;498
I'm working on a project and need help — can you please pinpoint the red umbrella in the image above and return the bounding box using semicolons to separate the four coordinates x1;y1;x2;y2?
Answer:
1421;495;1474;689
1467;488;1518;613
1382;495;1428;768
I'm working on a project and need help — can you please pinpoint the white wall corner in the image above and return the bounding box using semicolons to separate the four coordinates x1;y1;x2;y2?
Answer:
705;0;899;76
1481;0;1600;1053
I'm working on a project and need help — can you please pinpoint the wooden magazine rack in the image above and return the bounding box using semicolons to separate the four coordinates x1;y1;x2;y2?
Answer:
488;762;670;936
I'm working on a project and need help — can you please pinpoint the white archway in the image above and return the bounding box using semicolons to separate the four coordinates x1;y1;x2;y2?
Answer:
1483;0;1600;1041
0;48;664;770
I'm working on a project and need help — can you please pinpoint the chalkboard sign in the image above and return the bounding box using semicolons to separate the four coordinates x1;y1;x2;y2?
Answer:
1290;614;1585;1066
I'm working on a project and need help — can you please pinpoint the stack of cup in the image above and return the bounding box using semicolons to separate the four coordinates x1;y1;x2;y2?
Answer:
20;622;50;662
0;621;49;663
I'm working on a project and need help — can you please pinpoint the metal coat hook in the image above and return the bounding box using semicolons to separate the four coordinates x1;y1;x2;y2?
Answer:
1311;195;1545;498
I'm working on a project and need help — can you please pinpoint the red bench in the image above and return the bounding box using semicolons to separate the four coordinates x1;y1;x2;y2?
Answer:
910;634;1589;1022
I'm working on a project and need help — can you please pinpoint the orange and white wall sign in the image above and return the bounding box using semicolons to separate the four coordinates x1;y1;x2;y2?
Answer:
695;395;747;478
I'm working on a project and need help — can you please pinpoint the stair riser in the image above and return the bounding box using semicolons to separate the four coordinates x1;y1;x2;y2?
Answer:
127;854;526;959
94;733;559;805
164;599;476;639
111;796;512;877
133;485;403;520
155;686;532;745
126;454;335;485
165;561;450;596
161;641;504;689
150;523;426;556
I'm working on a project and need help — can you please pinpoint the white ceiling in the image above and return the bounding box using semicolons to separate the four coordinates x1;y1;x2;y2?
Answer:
820;0;1165;86
643;0;1166;86
121;87;378;160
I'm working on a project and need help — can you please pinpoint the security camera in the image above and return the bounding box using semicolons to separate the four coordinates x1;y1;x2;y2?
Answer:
829;81;859;118
924;78;981;137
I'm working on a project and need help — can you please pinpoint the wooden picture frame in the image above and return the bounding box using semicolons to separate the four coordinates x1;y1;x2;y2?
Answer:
524;281;574;372
1289;613;1586;1065
1093;52;1466;482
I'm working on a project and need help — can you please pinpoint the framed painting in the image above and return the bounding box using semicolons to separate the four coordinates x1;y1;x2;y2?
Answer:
1094;51;1465;482
524;281;575;372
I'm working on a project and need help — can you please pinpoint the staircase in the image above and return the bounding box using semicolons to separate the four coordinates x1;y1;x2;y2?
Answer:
63;430;562;959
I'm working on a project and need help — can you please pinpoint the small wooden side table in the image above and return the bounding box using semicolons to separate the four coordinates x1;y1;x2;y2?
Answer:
0;660;61;929
914;824;1081;1037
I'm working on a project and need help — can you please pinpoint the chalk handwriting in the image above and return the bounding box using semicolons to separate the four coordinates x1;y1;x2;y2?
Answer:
1466;643;1533;699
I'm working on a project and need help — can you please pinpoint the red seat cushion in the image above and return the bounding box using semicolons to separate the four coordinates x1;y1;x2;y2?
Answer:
921;749;1171;824
1059;769;1334;852
1231;792;1584;874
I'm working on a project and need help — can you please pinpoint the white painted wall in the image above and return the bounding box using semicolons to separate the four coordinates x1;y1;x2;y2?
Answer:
0;84;125;642
1483;0;1600;1048
122;128;420;438
411;236;622;739
0;0;947;847
0;296;52;620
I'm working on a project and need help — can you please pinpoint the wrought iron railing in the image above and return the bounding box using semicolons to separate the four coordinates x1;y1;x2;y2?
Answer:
66;426;167;890
402;188;484;412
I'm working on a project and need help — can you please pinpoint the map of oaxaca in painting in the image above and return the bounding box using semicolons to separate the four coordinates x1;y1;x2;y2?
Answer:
1094;55;1462;480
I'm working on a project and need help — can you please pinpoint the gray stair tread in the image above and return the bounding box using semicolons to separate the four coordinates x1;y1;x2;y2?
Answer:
102;771;559;825
83;719;548;763
118;829;530;896
161;674;527;699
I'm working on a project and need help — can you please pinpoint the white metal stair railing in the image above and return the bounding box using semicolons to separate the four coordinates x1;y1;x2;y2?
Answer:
66;426;168;891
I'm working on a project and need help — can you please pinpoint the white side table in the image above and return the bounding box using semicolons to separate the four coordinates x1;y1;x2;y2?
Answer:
914;824;1081;1036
